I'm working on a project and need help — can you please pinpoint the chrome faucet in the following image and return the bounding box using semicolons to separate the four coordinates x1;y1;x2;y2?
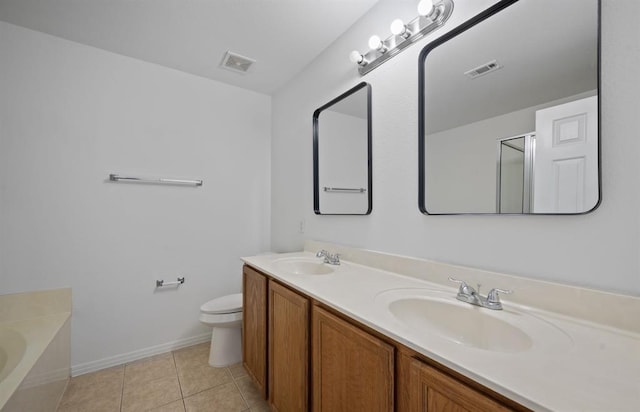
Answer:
448;277;512;310
316;250;341;265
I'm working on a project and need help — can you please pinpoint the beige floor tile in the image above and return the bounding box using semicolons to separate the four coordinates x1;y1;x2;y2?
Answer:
58;346;262;412
67;366;124;388
234;376;265;409
184;382;248;412
59;366;123;407
249;402;272;412
174;342;211;371
124;352;177;387
178;364;232;397
56;392;121;412
150;399;186;412
122;374;182;412
228;363;247;379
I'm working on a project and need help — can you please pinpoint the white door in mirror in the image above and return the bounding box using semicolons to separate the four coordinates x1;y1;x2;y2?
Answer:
533;95;598;213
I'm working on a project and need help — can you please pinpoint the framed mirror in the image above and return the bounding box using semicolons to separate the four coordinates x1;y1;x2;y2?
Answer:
313;82;372;215
419;0;600;215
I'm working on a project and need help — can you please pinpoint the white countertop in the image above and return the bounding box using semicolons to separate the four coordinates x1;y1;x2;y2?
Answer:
242;251;640;412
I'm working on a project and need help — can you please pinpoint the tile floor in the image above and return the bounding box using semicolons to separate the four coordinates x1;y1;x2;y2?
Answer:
56;342;270;412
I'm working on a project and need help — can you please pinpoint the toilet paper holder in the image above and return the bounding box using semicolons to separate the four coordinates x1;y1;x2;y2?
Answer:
156;277;185;287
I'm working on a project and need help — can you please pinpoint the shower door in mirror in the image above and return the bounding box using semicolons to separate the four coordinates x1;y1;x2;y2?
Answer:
419;0;600;214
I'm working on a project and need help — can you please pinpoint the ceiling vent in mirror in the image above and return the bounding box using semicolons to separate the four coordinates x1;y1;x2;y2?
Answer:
464;60;503;79
220;51;255;74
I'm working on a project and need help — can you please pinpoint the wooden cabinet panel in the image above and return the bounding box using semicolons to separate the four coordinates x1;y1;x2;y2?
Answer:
242;265;268;398
312;305;394;412
409;357;514;412
268;280;309;412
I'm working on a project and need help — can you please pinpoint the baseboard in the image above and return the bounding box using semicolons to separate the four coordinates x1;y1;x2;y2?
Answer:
71;333;211;377
21;367;69;389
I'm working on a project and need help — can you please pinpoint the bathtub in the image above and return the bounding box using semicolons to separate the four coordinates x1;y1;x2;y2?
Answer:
0;328;27;383
0;289;71;412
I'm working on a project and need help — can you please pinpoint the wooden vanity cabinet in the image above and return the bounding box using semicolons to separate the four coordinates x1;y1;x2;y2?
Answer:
268;280;309;411
312;305;395;412
242;264;526;412
242;265;268;398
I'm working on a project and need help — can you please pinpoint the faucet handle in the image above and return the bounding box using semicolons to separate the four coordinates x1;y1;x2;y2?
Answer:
487;288;513;304
316;249;328;258
448;276;464;286
448;277;475;296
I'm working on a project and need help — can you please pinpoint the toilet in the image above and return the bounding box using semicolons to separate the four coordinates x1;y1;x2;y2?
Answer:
199;293;243;367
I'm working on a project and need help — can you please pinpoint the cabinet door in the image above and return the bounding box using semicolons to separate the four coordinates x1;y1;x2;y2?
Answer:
268;280;309;411
242;265;268;398
409;358;514;412
312;305;394;412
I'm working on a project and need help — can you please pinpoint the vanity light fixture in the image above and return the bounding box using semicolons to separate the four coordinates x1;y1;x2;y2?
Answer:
417;0;435;16
350;0;454;75
349;51;368;66
390;19;412;39
368;35;388;53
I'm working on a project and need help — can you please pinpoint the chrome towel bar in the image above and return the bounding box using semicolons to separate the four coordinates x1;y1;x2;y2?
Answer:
156;277;185;287
109;174;203;187
323;187;366;193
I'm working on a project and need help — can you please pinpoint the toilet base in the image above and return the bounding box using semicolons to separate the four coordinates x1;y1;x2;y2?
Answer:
208;326;242;367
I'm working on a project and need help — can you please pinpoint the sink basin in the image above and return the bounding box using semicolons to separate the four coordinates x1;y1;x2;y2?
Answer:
389;297;531;352
376;289;572;353
272;257;336;275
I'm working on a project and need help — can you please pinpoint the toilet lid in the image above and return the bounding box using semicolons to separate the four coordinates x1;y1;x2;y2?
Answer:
201;293;243;314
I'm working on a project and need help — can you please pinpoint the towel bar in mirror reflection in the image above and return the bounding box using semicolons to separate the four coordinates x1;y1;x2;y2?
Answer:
323;187;367;193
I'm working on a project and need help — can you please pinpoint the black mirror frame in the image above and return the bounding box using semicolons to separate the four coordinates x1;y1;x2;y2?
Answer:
417;0;602;215
313;82;373;215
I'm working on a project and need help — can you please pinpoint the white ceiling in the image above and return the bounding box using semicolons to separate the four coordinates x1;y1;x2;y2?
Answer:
424;0;598;133
0;0;380;95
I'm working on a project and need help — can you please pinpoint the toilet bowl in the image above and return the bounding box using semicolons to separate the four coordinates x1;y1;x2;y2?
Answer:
199;293;243;367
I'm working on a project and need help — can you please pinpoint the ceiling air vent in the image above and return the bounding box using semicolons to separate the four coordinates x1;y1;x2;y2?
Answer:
220;51;256;74
464;60;503;79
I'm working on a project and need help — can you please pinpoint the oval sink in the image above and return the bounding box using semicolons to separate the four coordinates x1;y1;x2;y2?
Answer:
376;289;572;353
390;297;531;352
272;257;335;275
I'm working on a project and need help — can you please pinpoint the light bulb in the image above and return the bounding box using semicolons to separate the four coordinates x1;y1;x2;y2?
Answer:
390;19;405;35
368;35;383;50
390;18;411;38
349;50;364;64
418;0;434;16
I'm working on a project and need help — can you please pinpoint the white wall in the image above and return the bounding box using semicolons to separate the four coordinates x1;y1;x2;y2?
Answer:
0;22;271;370
271;0;640;295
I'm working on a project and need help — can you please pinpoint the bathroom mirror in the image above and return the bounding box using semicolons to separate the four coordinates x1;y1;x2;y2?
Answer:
419;0;600;214
313;82;372;215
